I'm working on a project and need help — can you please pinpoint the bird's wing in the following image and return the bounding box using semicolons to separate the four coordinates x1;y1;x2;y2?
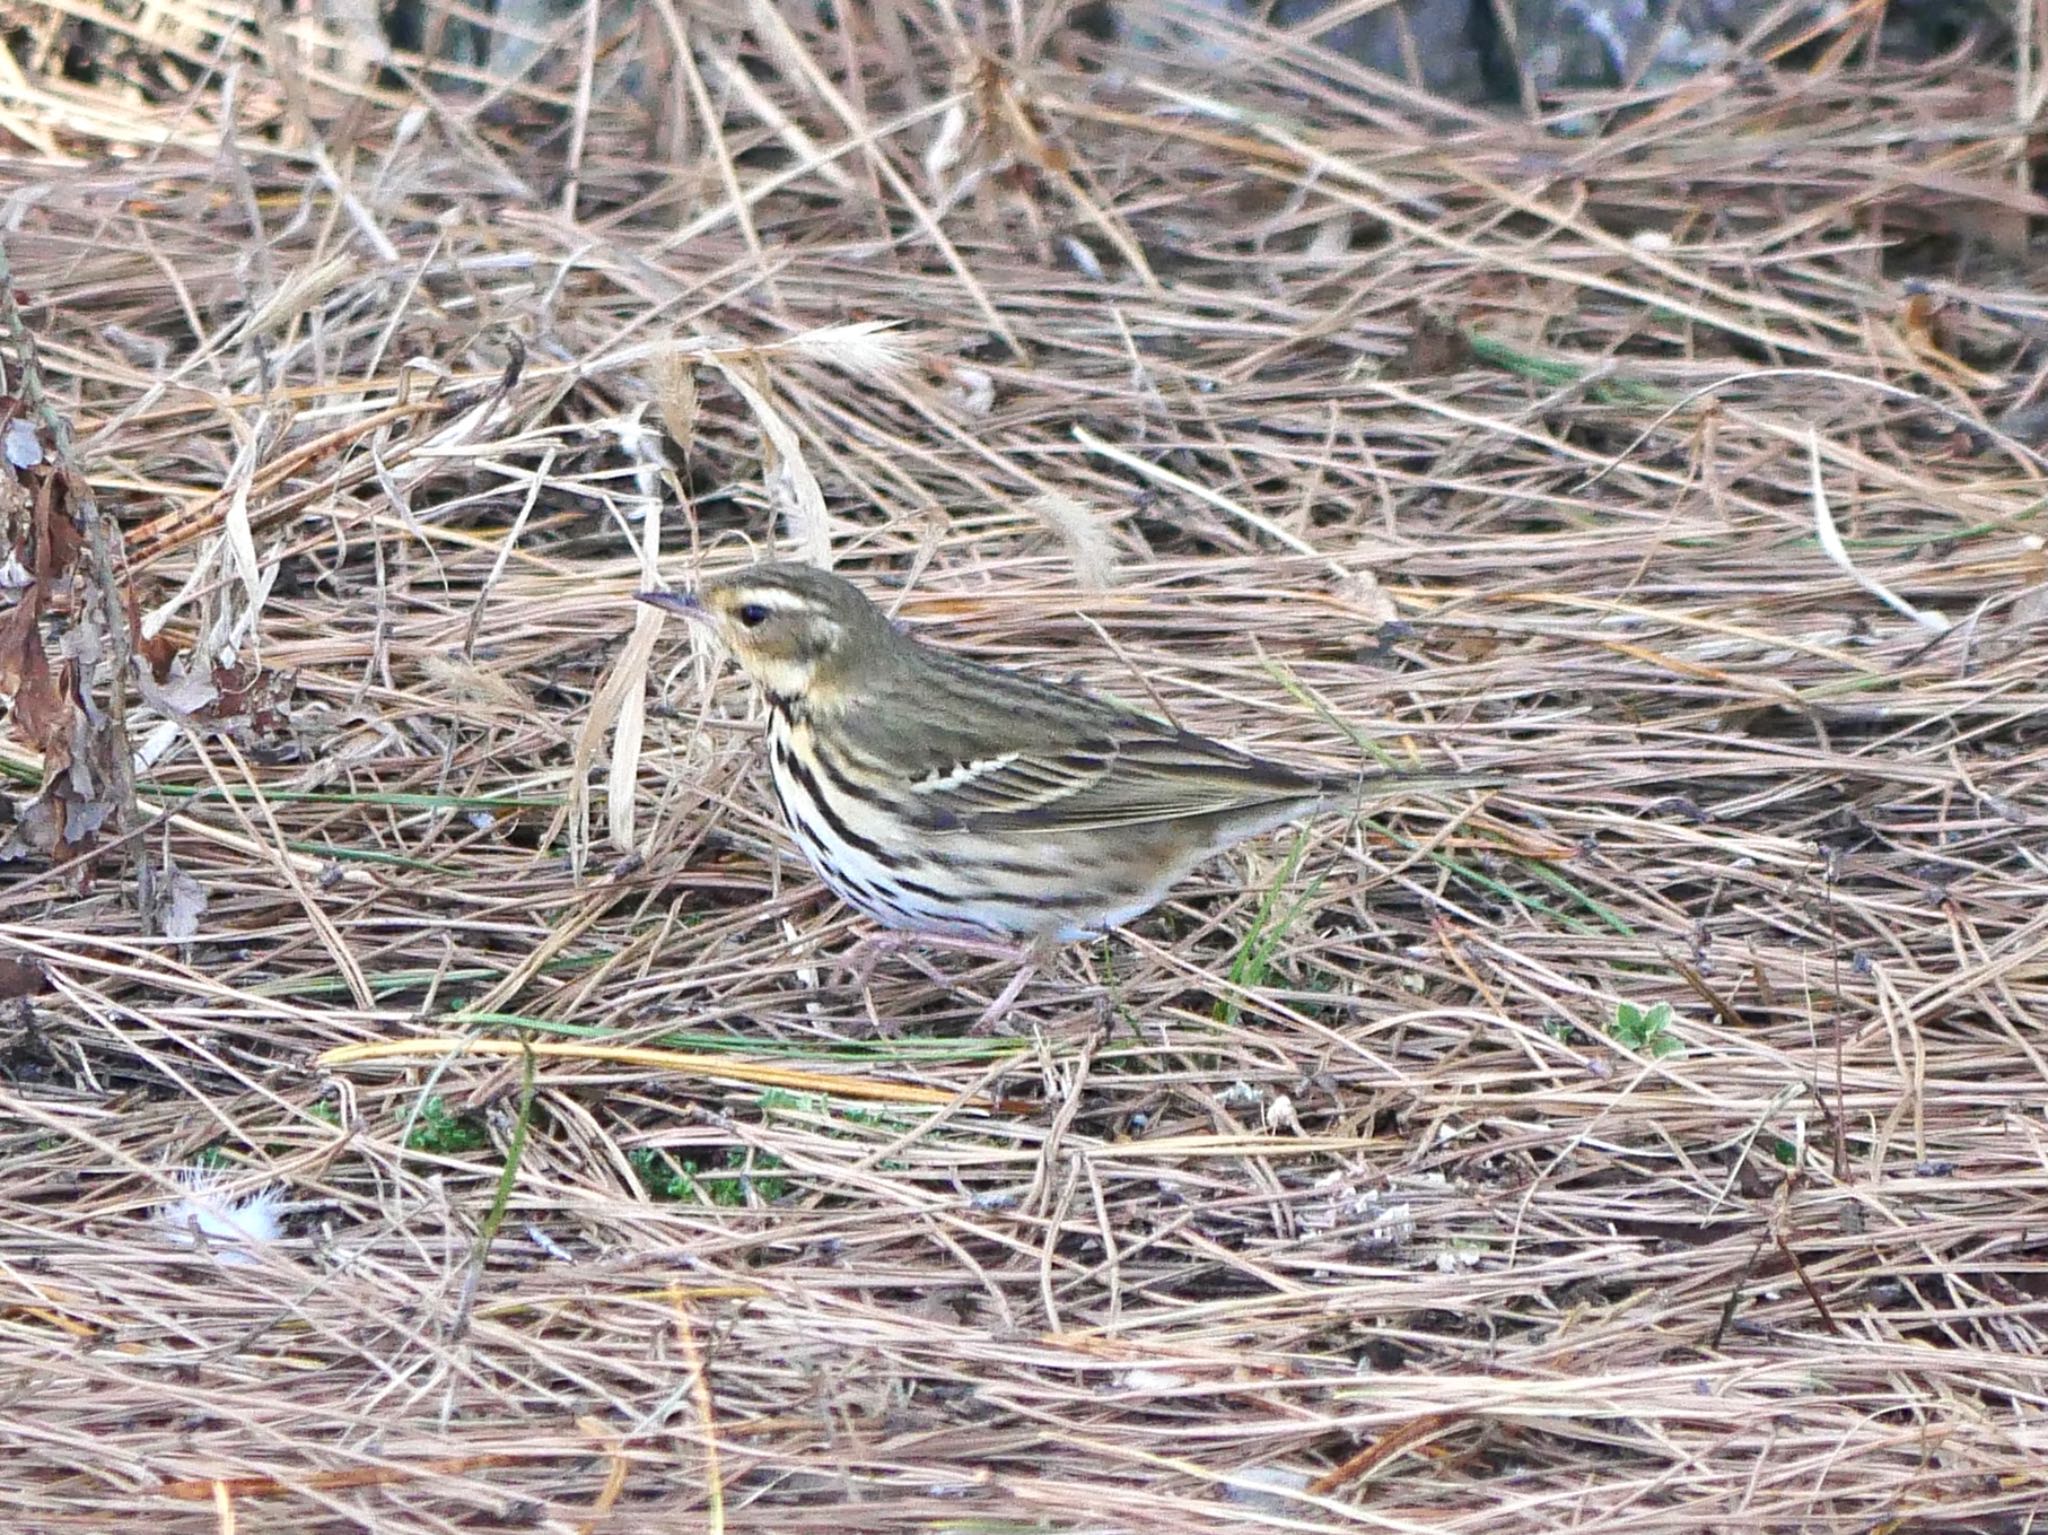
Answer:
839;674;1323;832
962;753;1327;835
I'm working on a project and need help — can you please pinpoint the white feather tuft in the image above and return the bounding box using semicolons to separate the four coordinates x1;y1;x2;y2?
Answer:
154;1165;288;1264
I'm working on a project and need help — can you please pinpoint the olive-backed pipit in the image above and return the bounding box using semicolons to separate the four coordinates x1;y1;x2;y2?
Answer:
642;562;1491;1021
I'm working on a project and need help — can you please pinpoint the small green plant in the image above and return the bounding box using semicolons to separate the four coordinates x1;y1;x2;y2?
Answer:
1215;830;1320;1026
760;1088;890;1127
629;1146;788;1206
629;1146;695;1200
758;1090;912;1169
406;1096;489;1154
759;1088;918;1132
1610;1000;1682;1058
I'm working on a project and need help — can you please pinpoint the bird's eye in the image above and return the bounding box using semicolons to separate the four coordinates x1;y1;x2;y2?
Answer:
736;603;770;629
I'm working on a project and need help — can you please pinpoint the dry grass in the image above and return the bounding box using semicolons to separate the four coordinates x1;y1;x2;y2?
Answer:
3;2;2047;1531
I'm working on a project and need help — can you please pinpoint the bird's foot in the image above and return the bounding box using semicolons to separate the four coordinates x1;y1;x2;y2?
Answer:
838;930;1051;1035
964;956;1039;1036
839;929;1033;983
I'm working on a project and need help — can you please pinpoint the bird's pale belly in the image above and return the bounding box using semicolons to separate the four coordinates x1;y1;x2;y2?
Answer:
764;721;1177;941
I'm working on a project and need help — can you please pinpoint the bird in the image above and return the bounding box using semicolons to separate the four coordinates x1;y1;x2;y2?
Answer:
640;561;1493;1023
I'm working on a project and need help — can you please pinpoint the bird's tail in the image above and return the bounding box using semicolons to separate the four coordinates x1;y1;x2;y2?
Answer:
1317;768;1504;811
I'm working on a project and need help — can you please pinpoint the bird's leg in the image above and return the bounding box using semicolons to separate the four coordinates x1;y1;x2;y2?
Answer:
965;936;1055;1037
838;929;1051;1035
835;933;1019;990
836;929;1034;1032
965;960;1036;1036
840;928;1035;985
836;932;931;1037
856;983;903;1040
839;930;909;991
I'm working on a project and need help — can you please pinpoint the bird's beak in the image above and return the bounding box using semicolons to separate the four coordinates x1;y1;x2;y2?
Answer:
637;589;703;621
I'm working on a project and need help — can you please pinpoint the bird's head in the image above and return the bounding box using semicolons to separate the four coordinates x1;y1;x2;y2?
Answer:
639;561;900;708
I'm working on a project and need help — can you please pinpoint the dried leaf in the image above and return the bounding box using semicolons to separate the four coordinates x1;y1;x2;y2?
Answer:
0;793;61;862
940;362;995;417
1808;428;1949;634
152;861;208;941
1333;566;1399;626
135;659;220;719
710;354;836;569
1;609;68;749
924;101;969;187
209;660;294;732
2008;582;2048;632
1391;310;1473;378
3;419;42;468
0;951;44;999
1897;291;1994;389
136;625;180;683
32;465;83;584
605;611;662;852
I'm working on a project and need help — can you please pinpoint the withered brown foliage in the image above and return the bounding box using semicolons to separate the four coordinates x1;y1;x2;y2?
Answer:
0;277;132;872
